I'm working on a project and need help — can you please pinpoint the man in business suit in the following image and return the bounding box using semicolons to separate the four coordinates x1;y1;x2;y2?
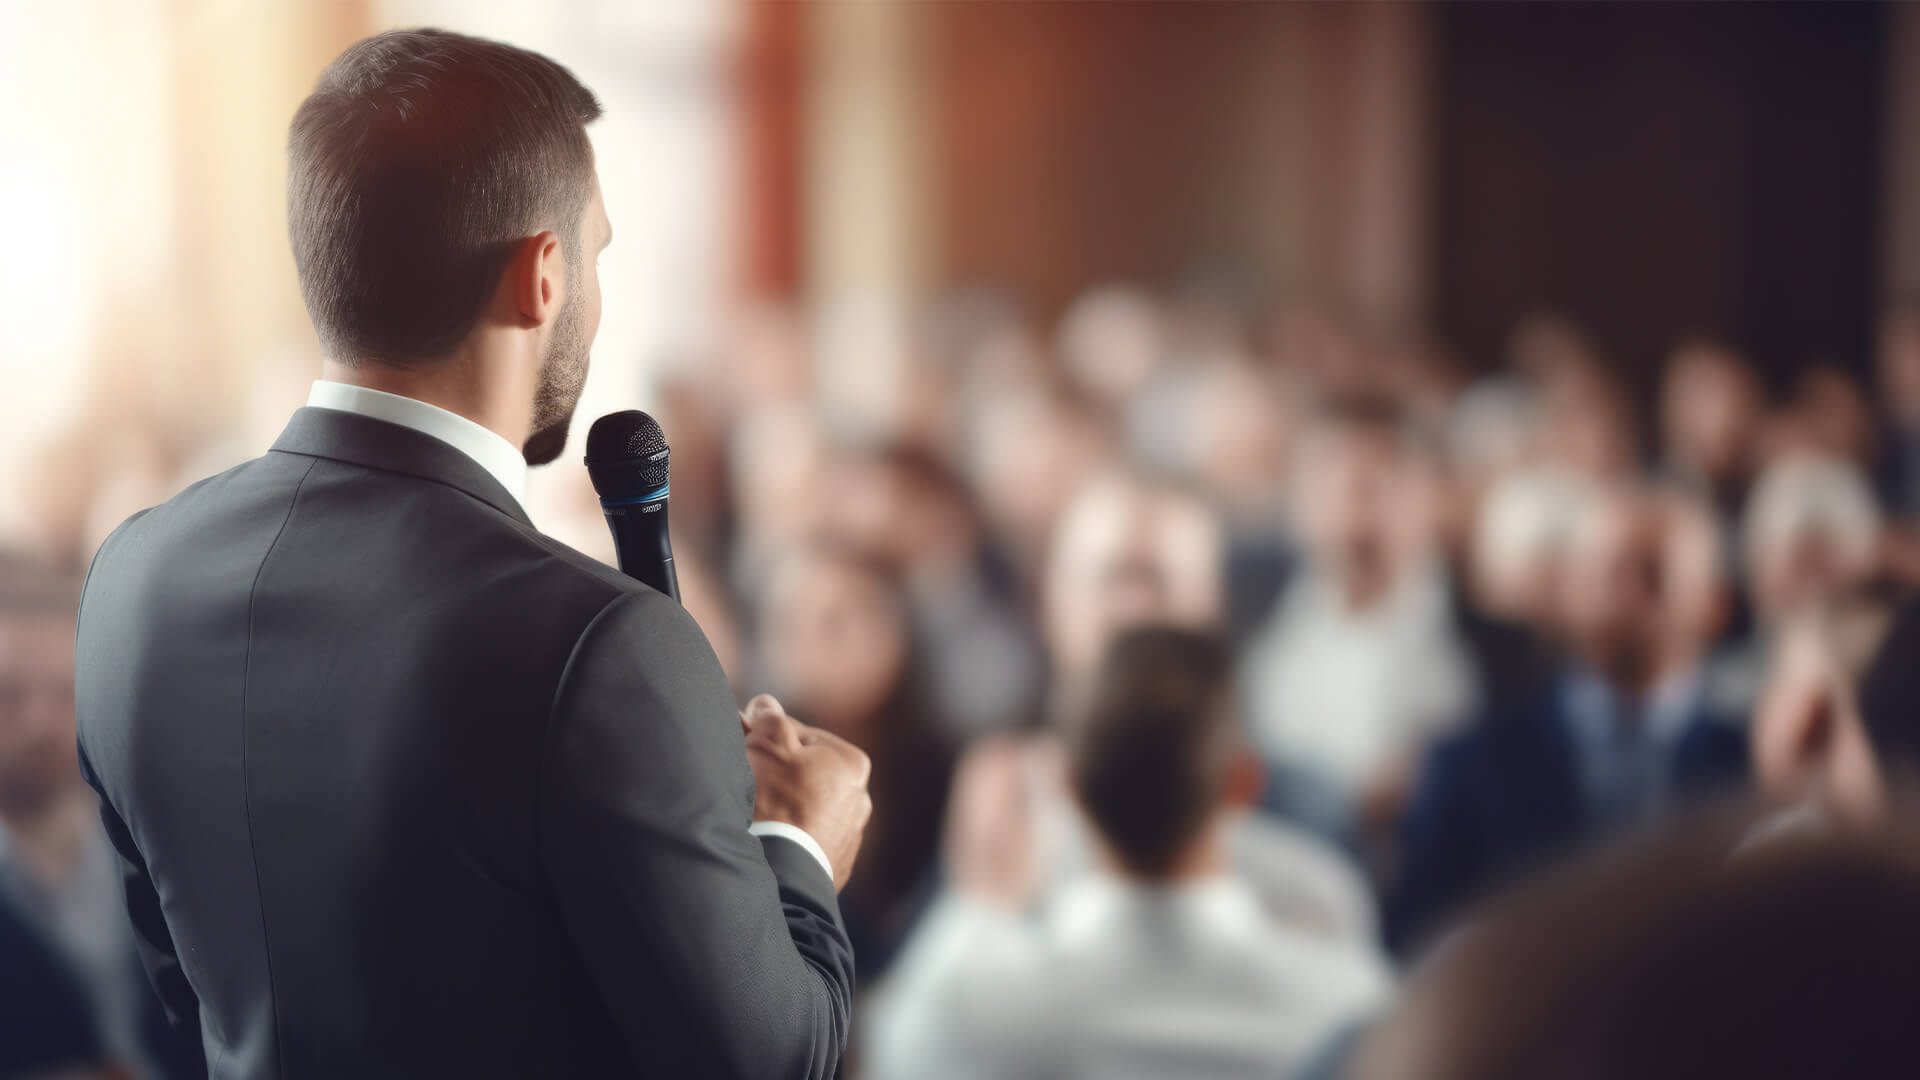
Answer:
74;29;870;1079
1391;486;1748;954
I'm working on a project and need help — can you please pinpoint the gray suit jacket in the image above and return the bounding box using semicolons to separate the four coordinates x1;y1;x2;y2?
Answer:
75;406;854;1079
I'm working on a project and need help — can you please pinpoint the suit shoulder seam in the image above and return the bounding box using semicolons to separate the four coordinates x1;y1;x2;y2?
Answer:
239;455;318;1080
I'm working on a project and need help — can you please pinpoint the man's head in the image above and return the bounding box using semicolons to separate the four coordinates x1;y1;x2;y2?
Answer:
1661;339;1762;490
1358;803;1920;1080
0;559;82;817
289;29;608;464
1042;471;1223;681
1070;626;1256;880
1290;392;1435;610
1558;486;1666;692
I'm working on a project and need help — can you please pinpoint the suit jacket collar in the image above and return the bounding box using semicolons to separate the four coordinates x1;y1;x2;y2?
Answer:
270;407;534;528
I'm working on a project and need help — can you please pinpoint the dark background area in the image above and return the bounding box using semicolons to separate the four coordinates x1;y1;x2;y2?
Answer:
1433;2;1886;395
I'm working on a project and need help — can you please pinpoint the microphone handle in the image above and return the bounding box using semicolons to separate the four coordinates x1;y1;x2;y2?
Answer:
601;500;681;602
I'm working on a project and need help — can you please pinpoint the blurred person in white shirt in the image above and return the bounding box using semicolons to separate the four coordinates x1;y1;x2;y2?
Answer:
865;627;1391;1080
1238;393;1477;846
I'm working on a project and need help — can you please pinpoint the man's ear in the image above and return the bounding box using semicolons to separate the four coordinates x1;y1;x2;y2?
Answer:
506;229;564;328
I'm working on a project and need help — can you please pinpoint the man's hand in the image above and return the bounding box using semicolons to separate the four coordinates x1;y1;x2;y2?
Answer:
741;694;872;891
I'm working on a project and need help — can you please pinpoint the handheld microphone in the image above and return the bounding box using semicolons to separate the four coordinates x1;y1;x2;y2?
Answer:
584;410;680;602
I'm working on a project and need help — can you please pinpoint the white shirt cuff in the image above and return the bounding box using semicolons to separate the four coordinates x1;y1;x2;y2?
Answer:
748;821;834;884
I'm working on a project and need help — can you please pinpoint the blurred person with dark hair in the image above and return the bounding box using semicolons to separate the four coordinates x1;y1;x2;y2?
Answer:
0;560;202;1079
1357;800;1920;1080
1659;339;1764;527
1238;393;1481;852
75;30;868;1078
756;542;956;979
824;444;1043;740
865;627;1390;1080
960;472;1378;948
1392;484;1749;954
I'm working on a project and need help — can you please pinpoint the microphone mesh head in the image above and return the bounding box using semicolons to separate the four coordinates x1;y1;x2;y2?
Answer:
585;411;670;494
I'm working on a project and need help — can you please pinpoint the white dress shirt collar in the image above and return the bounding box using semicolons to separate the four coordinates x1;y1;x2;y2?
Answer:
306;380;529;511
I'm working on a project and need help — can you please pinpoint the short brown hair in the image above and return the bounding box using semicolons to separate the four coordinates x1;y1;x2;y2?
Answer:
288;29;602;366
1071;626;1237;878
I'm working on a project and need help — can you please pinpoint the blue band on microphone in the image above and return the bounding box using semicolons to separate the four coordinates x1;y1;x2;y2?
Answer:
598;484;670;507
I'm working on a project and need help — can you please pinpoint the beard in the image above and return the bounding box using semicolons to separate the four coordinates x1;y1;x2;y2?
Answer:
522;262;591;467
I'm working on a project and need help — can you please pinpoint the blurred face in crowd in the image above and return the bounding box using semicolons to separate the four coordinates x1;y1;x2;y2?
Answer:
827;452;973;574
971;387;1112;572
1791;367;1877;470
1559;491;1664;691
1662;343;1760;488
1044;476;1223;681
762;547;909;741
1185;361;1291;518
1744;455;1881;624
0;612;80;816
1291;419;1424;610
730;404;829;550
1538;375;1636;480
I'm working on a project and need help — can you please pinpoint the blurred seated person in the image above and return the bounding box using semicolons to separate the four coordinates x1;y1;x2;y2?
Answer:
965;471;1379;945
1658;339;1763;531
1390;484;1749;954
1238;393;1481;849
1705;452;1884;716
1357;800;1920;1080
0;561;203;1079
865;627;1392;1080
753;542;955;980
824;443;1043;739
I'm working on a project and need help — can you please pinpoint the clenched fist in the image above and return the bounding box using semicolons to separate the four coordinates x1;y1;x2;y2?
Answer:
741;694;873;891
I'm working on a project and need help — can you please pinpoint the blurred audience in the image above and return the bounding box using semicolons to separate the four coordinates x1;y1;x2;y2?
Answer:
865;627;1390;1080
17;257;1920;1078
0;557;203;1079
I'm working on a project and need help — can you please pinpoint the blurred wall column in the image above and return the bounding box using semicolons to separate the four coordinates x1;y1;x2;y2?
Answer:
803;0;936;438
1332;2;1434;335
1885;1;1920;304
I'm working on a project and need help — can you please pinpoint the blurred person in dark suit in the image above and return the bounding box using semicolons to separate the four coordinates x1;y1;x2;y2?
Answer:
1392;484;1749;953
74;30;868;1078
756;542;956;980
1358;799;1920;1080
0;561;202;1080
866;627;1390;1080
